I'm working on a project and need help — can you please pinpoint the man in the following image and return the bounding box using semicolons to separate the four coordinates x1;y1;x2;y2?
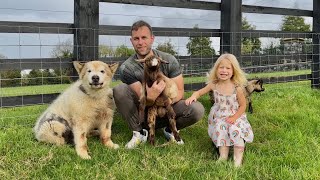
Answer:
113;20;204;149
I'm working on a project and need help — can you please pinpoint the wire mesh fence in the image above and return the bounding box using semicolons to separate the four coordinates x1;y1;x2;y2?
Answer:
1;0;320;125
0;27;318;107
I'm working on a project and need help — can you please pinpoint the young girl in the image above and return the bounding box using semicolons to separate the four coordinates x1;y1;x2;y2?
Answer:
185;53;254;167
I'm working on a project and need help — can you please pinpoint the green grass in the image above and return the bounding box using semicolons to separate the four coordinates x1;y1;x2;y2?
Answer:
1;81;320;179
247;69;311;79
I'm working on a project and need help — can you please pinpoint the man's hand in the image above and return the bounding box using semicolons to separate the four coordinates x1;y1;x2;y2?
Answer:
146;80;166;102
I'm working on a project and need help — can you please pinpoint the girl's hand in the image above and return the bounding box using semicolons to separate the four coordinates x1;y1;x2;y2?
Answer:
185;95;197;106
226;116;236;124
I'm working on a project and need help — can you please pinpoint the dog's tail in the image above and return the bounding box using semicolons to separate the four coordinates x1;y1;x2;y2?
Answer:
34;120;74;146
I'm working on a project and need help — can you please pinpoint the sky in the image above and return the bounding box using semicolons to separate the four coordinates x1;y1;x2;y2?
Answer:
0;0;314;59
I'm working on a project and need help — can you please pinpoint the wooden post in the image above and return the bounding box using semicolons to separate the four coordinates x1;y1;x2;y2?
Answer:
220;0;242;57
74;0;99;61
312;0;320;88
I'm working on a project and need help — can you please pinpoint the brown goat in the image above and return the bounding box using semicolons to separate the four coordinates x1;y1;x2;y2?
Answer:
137;54;182;145
209;79;265;113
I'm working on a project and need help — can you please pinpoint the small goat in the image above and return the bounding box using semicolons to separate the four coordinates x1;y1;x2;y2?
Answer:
209;79;265;113
137;54;182;145
244;79;265;113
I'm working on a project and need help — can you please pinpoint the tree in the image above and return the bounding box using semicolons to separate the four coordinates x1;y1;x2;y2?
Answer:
39;39;75;85
99;45;114;57
186;26;216;56
51;39;73;58
0;53;6;59
0;70;21;87
156;40;178;56
114;45;135;57
0;54;22;87
281;16;310;32
279;16;311;55
262;42;283;55
242;17;261;55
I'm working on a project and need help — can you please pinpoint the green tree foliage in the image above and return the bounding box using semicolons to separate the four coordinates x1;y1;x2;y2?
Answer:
0;54;22;87
156;40;178;56
114;45;135;57
302;39;312;54
262;42;283;55
0;70;21;87
281;16;312;54
99;45;135;57
242;17;262;55
25;39;75;86
262;16;311;55
281;16;310;32
99;45;114;57
186;26;216;56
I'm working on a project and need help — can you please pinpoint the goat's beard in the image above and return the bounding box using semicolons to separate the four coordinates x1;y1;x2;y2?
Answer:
149;66;158;71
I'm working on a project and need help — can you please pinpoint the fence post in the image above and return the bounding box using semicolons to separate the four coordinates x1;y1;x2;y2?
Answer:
220;0;242;57
312;0;320;88
74;0;99;61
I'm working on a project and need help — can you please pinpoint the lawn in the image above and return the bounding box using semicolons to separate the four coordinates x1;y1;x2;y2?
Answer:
0;81;320;179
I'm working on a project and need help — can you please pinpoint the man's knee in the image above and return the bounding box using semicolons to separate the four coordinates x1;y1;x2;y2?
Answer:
190;101;205;122
113;83;129;102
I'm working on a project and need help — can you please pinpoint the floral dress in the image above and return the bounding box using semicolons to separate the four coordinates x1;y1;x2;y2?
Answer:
208;87;254;147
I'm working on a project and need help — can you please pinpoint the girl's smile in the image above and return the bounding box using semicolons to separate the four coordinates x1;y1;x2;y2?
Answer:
217;59;233;81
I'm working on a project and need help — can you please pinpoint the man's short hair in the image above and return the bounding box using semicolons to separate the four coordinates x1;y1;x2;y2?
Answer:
131;20;153;36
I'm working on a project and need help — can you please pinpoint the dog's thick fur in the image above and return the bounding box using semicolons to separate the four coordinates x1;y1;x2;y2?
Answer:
209;79;264;113
33;61;119;159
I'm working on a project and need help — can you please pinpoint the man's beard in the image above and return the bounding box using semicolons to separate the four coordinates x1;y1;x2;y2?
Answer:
136;47;151;56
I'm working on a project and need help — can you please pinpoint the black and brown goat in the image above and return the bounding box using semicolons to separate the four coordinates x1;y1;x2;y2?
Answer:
137;54;182;145
209;79;265;113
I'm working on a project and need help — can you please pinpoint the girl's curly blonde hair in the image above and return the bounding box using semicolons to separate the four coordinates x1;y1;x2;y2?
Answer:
208;53;247;86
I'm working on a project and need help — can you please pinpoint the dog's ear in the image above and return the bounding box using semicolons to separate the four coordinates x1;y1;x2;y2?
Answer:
73;61;85;75
108;63;119;75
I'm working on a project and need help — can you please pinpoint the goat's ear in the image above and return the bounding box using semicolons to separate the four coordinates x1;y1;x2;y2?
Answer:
257;79;263;84
73;61;85;75
159;57;169;64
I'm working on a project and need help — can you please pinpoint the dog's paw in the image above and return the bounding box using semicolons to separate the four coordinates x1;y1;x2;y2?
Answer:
81;154;92;160
76;148;91;159
78;152;91;160
113;143;120;149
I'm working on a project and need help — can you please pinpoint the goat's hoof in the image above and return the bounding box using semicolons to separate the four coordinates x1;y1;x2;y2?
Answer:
176;139;184;145
150;140;155;146
149;138;155;146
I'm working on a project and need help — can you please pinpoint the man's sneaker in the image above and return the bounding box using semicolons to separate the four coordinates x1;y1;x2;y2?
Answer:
163;128;184;145
125;129;148;149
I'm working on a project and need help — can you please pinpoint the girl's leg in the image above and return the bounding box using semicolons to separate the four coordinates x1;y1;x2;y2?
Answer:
218;146;229;161
234;139;245;167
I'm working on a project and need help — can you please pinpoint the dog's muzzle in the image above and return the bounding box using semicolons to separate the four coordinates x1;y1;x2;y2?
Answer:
90;75;103;87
